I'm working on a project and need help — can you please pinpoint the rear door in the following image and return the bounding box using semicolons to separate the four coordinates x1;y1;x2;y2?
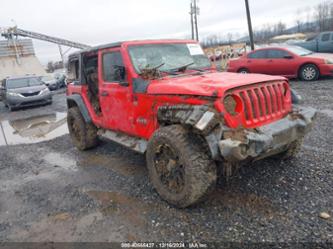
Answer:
246;50;270;74
98;48;134;134
266;49;296;76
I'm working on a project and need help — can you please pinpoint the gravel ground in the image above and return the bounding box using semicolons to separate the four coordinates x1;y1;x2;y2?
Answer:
0;80;332;243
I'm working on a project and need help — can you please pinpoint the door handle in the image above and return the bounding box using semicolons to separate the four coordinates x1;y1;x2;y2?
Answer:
100;91;109;97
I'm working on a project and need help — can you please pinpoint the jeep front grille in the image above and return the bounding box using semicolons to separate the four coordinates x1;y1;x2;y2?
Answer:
231;81;291;127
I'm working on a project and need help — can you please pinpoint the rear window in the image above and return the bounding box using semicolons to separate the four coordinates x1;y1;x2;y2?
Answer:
248;50;267;59
6;77;43;89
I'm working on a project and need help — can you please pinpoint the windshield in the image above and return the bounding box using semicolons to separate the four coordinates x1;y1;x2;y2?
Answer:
128;43;211;73
41;76;53;81
287;46;313;56
7;77;43;89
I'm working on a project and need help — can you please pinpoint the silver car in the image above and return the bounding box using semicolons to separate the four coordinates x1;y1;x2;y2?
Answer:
0;76;52;111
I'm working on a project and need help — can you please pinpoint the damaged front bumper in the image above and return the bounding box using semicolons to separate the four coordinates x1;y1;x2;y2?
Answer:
218;106;317;161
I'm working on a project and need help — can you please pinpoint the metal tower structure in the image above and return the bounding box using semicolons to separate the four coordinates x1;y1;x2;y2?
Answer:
0;26;91;66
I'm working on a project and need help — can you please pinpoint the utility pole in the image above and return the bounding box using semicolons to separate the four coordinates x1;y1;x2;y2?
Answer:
193;0;199;41
190;2;194;40
245;0;255;50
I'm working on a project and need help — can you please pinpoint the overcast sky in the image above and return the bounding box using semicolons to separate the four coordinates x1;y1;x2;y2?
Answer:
0;0;325;64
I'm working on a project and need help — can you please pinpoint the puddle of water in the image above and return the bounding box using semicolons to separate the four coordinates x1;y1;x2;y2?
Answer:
0;112;68;146
43;152;78;171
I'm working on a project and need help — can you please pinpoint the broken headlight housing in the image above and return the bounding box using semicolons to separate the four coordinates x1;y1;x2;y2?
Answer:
223;94;243;116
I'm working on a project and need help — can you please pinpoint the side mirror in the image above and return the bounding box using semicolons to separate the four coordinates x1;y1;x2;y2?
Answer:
284;55;293;59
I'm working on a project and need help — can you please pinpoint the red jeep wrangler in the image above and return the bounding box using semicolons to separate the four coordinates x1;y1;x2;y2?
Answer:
66;40;316;208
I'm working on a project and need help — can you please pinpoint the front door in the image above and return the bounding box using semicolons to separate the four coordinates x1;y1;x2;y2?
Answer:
98;48;134;134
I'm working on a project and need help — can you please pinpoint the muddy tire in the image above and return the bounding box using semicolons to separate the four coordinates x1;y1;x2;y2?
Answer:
146;125;217;208
299;64;319;81
67;106;99;150
273;139;303;160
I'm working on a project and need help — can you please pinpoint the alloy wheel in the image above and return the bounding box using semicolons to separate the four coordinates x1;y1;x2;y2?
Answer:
153;144;185;194
302;66;317;81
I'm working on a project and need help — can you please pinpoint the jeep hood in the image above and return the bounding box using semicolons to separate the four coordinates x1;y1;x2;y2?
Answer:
147;72;286;97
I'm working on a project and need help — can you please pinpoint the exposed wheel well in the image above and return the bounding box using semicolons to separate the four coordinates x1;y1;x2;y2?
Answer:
67;99;78;109
238;67;249;73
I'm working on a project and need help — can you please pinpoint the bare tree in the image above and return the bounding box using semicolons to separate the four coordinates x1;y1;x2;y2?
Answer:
47;61;54;73
330;2;333;30
295;9;303;32
227;33;233;44
305;6;313;32
314;1;330;31
274;21;286;35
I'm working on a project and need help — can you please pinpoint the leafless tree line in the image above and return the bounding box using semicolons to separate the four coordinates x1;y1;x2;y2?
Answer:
202;1;333;48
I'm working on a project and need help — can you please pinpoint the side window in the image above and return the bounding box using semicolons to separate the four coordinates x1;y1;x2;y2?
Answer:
67;59;79;82
267;49;289;58
322;33;330;42
248;50;267;59
102;51;126;82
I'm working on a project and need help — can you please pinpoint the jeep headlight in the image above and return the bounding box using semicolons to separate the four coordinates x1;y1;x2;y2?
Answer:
325;59;333;64
7;91;21;97
223;94;243;116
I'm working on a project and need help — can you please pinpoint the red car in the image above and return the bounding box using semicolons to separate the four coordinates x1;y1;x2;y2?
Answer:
227;46;333;81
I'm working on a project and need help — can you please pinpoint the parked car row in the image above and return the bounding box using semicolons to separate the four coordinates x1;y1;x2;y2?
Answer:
0;75;52;111
227;45;333;81
40;72;66;91
0;71;67;111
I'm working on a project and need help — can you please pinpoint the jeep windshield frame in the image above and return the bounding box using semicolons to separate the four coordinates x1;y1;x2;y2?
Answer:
127;43;211;75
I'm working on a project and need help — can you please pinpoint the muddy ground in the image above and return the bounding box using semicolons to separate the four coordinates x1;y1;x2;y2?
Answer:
0;81;332;243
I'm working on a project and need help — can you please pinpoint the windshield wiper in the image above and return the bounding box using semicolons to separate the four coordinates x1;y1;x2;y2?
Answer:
167;63;208;74
139;63;166;79
188;67;206;72
139;62;165;73
169;62;194;72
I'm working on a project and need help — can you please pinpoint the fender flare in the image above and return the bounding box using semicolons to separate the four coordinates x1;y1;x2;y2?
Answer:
157;105;224;160
67;95;92;123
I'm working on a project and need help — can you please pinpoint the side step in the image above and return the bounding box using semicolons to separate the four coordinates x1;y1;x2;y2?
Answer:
98;130;147;153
